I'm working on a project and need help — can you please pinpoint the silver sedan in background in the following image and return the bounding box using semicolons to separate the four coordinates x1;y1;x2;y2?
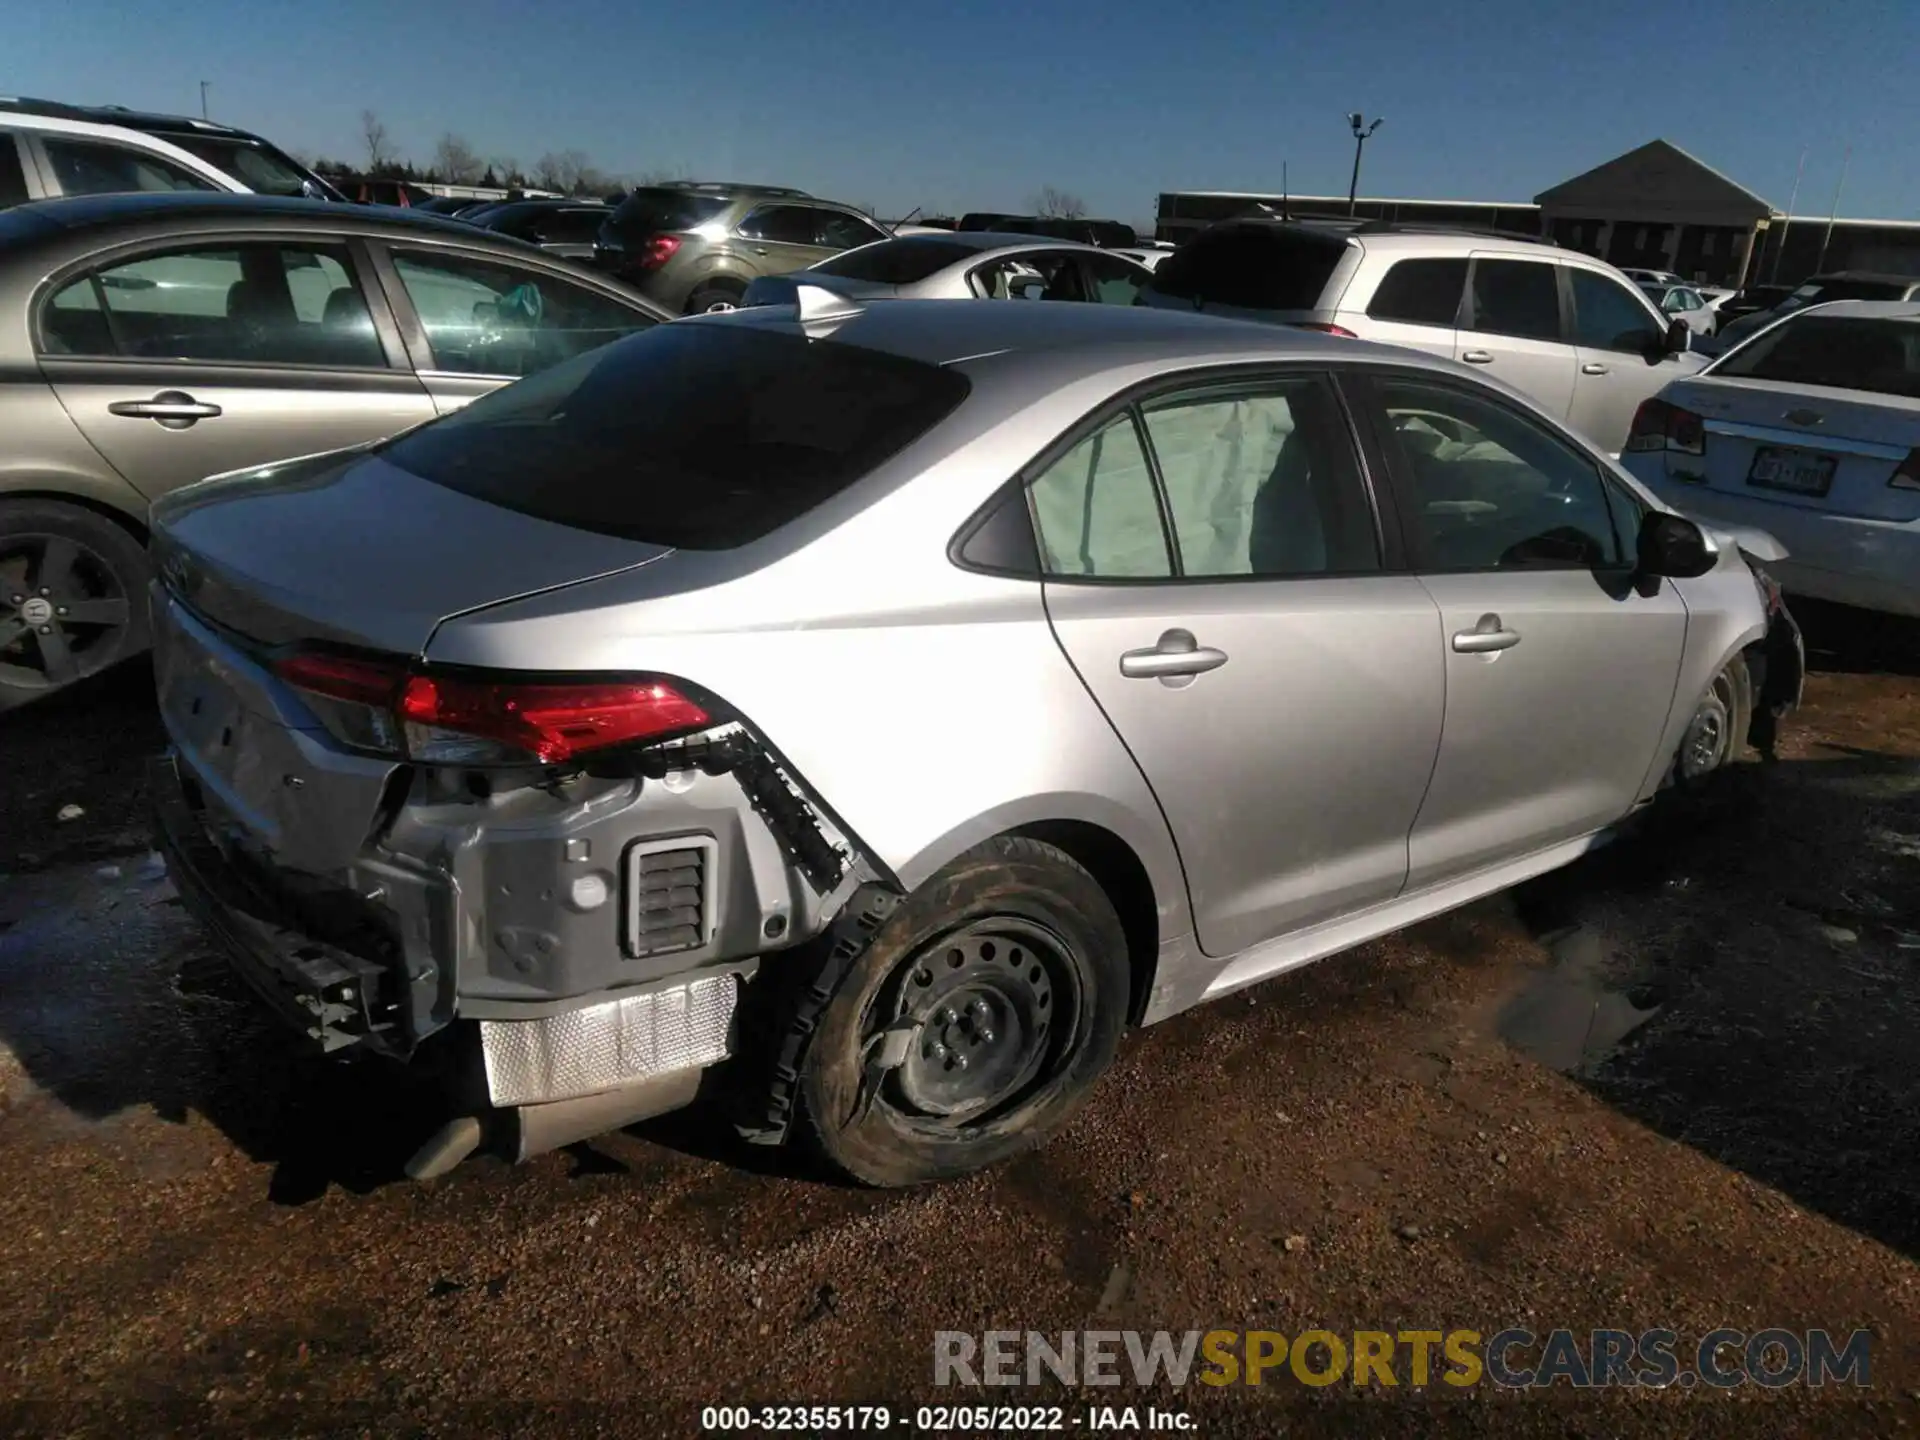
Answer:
147;299;1800;1189
741;231;1152;307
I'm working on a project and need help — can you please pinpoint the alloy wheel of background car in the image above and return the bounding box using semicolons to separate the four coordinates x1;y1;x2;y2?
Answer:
0;501;151;712
797;835;1128;1187
686;283;745;316
0;503;149;718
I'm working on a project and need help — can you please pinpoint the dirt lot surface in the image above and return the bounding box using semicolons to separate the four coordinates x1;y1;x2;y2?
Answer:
1;604;1918;1438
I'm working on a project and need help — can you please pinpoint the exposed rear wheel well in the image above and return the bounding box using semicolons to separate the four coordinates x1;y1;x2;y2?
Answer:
1009;819;1159;1024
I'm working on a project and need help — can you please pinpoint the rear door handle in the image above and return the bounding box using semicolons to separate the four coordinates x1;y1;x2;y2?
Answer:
1120;628;1228;680
1452;613;1521;653
108;391;223;428
1461;349;1494;364
1580;362;1609;375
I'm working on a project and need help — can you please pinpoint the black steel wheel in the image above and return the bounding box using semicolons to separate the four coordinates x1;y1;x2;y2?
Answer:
797;836;1128;1187
0;500;151;712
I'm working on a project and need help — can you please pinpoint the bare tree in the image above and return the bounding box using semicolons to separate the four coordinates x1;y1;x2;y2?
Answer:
360;110;392;172
633;164;692;187
1030;185;1088;220
433;132;483;185
488;155;522;188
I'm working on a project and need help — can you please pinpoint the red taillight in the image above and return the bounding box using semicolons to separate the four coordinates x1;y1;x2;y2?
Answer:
274;649;710;765
1626;398;1706;457
397;674;710;765
274;650;405;706
1891;449;1920;491
1295;321;1357;338
631;234;682;271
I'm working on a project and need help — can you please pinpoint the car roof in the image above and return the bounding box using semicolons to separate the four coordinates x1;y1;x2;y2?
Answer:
717;292;1431;373
2;189;502;242
873;231;1111;256
1782;299;1920;321
0;95;256;137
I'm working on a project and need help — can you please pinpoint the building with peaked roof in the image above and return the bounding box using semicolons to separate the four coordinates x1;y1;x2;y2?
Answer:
1156;139;1918;290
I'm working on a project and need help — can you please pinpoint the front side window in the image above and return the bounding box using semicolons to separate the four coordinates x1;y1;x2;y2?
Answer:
41;243;384;367
168;136;314;197
1028;416;1170;578
1138;379;1378;577
1367;258;1468;328
1376;378;1625;571
0;134;29;209
390;249;654;377
736;205;818;246
1568;268;1662;354
812;209;888;251
42;139;217;197
1466;258;1561;341
1081;253;1147;306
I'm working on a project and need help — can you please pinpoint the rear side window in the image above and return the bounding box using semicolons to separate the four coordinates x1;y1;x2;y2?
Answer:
608;188;729;235
0;135;29;208
738;205;819;245
43;139;216;197
1713;315;1920;399
382;325;971;549
1466;258;1561;341
1146;225;1348;311
813;238;979;284
1366;259;1467;327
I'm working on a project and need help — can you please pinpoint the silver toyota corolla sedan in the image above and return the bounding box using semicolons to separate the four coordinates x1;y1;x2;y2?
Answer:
147;299;1803;1187
740;231;1153;308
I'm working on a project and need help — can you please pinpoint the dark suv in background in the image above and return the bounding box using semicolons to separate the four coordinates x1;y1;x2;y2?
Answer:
593;182;891;313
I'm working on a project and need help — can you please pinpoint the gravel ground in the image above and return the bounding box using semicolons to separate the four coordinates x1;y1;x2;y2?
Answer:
1;609;1918;1438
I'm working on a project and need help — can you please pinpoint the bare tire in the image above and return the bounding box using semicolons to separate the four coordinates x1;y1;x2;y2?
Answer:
1672;654;1752;789
798;836;1129;1187
685;282;745;315
0;499;150;713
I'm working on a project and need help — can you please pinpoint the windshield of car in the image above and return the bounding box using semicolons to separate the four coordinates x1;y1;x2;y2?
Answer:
381;323;972;549
166;135;329;197
811;238;978;283
608;188;731;234
1713;314;1920;398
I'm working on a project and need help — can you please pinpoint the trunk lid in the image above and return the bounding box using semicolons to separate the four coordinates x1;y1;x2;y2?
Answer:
1656;373;1920;523
151;445;672;654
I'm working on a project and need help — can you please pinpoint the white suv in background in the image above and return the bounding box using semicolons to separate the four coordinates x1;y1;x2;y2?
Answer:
0;109;243;211
1140;221;1707;454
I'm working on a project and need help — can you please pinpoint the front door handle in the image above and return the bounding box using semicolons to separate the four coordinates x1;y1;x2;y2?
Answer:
1461;349;1494;364
1580;362;1609;376
1452;613;1521;654
108;391;223;429
1120;628;1228;681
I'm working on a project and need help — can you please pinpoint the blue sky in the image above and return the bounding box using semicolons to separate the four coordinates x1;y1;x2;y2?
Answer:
17;0;1920;224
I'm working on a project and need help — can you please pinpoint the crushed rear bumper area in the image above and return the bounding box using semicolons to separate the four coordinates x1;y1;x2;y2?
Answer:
151;752;396;1053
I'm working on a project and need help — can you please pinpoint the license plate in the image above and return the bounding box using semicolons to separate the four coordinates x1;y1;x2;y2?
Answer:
1748;446;1836;496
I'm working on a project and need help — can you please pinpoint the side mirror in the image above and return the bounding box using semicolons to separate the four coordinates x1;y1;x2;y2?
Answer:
1664;317;1692;354
1636;510;1714;579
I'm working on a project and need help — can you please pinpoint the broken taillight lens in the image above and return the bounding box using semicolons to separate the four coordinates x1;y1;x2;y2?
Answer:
1294;321;1358;338
398;674;710;765
1625;398;1706;457
273;650;710;765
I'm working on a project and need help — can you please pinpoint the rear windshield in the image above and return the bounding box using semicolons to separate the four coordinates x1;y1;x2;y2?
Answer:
609;188;730;235
812;238;977;284
381;323;971;549
1714;315;1920;398
1145;224;1348;311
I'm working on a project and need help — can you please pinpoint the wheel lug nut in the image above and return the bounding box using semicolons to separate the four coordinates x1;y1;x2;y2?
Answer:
37;588;49;597
38;626;51;635
952;1053;969;1070
978;1028;995;1044
938;1007;957;1025
55;607;67;617
929;1041;949;1060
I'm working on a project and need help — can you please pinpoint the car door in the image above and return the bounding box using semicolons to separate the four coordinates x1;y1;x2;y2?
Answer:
1034;370;1446;958
1357;370;1687;891
1564;265;1689;454
372;243;661;413
734;204;828;277
1455;254;1576;420
36;238;434;501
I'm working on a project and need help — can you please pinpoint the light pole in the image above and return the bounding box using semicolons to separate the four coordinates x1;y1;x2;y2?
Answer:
199;80;210;120
1347;112;1383;217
